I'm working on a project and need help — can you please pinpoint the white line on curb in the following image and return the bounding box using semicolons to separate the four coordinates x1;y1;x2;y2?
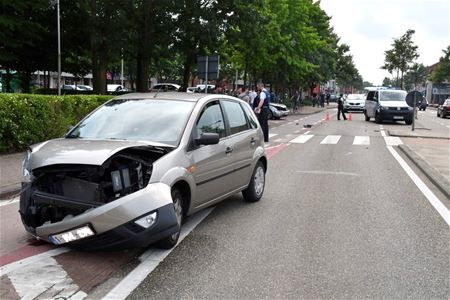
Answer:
386;146;450;227
102;208;214;300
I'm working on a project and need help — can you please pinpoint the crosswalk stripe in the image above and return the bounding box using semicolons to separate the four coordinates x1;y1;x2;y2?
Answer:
320;135;341;144
289;135;314;144
353;136;370;145
269;133;278;138
384;136;403;146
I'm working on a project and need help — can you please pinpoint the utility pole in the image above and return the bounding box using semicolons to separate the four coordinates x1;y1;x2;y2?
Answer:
57;0;61;96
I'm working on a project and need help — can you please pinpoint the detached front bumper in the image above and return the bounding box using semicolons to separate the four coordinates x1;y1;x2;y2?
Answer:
20;182;179;249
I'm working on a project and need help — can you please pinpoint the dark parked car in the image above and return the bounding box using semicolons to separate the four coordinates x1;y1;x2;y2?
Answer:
419;98;428;111
437;99;450;118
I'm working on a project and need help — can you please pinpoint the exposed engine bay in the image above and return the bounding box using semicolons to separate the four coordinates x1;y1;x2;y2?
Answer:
20;146;168;229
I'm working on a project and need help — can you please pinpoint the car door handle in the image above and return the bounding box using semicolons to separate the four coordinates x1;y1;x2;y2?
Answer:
225;147;233;154
250;137;256;145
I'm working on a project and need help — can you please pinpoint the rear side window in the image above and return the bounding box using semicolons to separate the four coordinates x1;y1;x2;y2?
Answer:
222;100;250;135
366;91;375;101
196;101;226;138
241;103;258;129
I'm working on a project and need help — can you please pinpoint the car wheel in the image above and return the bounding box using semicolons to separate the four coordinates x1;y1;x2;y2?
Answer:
375;113;382;124
242;161;265;202
268;110;274;120
405;118;412;125
364;111;370;121
157;188;184;249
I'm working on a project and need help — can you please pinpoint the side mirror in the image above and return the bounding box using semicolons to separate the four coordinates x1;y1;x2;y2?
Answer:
195;133;220;146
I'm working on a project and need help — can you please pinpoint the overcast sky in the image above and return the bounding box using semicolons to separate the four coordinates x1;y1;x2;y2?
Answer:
319;0;449;85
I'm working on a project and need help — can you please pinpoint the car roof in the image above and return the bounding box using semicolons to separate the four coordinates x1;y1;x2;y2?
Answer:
113;92;239;103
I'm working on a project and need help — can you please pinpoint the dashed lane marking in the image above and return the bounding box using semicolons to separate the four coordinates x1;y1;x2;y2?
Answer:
353;136;370;145
320;135;341;144
289;135;314;144
384;136;403;146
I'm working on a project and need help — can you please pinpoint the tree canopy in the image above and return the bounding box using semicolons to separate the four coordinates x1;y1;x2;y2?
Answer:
1;0;364;95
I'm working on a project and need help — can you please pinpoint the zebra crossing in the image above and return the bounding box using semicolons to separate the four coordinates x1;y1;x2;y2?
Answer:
284;134;403;146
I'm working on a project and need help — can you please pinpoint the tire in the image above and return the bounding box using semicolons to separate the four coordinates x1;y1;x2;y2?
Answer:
242;161;265;202
157;188;184;249
364;111;370;121
405;118;412;125
268;110;274;120
437;110;440;117
375;112;382;124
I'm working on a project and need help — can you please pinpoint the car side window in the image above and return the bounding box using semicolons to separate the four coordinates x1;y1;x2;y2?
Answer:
367;91;375;101
196;101;226;138
222;100;250;135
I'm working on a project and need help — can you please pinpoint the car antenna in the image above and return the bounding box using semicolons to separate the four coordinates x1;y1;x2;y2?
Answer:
153;78;170;98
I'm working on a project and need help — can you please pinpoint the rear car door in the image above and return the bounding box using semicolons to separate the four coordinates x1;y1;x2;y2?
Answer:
189;100;234;208
221;100;257;191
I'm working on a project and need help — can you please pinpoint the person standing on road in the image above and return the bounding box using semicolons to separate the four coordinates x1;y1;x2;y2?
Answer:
253;82;270;143
238;86;251;104
337;93;347;120
320;92;325;108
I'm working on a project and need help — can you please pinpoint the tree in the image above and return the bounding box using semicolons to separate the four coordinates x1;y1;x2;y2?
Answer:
403;63;427;91
381;29;419;89
382;77;393;87
430;45;450;84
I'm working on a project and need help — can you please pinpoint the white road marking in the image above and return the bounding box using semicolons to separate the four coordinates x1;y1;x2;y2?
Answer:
380;130;387;137
320;135;341;144
294;130;301;134
289;135;314;144
384;136;403;146
296;170;359;176
0;197;19;206
0;248;70;275
288;122;293;125
102;208;214;300
353;136;370;145
303;131;311;135
387;146;450;227
285;134;293;138
269;133;278;138
274;138;283;143
8;257;87;300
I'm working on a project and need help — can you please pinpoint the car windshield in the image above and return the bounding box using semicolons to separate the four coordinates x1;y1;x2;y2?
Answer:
379;91;407;101
346;94;364;100
67;98;195;146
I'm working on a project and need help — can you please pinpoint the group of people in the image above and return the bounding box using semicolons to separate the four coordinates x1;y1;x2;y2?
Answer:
236;83;271;143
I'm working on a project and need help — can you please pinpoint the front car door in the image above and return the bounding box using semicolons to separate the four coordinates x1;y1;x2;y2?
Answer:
189;100;234;208
366;91;378;117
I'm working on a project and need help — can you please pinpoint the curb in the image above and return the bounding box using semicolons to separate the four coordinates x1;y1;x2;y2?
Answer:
388;130;450;140
0;183;22;200
398;144;450;199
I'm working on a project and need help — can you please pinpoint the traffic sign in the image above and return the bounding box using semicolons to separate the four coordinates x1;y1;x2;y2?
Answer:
406;91;424;107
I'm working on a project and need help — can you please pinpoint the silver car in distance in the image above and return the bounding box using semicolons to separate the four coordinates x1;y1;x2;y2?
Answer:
20;93;267;250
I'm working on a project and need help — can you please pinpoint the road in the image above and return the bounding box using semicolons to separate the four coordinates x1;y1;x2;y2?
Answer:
1;109;449;299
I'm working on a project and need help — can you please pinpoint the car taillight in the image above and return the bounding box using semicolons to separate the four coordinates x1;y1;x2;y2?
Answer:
446;106;450;109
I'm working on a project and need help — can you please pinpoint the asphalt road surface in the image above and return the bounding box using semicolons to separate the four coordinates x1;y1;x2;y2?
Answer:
1;109;449;299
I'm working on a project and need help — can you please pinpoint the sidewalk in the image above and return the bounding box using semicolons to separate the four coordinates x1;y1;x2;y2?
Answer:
291;102;337;116
388;125;450;199
0;152;25;199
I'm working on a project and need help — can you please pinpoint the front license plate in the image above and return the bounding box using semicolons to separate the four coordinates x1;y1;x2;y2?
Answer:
49;225;95;245
393;116;403;119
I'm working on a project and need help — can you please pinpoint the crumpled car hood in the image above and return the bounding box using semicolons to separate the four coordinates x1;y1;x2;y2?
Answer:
29;138;169;170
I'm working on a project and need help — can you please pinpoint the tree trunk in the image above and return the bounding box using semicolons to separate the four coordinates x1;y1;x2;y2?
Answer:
182;54;194;91
5;68;12;93
136;1;152;92
19;71;31;93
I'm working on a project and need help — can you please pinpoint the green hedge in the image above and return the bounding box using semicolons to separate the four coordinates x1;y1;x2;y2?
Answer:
0;93;114;153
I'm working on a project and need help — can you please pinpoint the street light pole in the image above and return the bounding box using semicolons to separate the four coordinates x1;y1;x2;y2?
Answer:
121;48;124;87
57;0;61;96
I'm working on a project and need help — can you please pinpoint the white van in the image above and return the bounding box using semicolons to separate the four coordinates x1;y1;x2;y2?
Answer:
364;89;413;124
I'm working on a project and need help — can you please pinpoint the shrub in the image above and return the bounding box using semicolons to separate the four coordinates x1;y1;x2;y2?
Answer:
0;93;113;153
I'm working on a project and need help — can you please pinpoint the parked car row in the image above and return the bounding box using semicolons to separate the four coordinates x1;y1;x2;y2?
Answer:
437;99;450;118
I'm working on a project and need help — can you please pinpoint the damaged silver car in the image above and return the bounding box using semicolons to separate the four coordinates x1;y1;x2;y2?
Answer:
20;92;267;249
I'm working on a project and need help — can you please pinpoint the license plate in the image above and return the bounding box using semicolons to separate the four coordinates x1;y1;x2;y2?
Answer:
393;116;403;119
49;225;95;245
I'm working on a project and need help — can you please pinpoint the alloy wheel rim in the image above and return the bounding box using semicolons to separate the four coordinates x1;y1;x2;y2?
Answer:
254;166;265;196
